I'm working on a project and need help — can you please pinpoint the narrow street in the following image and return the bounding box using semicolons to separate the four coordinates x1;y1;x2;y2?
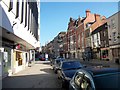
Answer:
2;61;62;89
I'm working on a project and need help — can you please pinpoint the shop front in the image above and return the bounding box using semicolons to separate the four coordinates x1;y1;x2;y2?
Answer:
101;48;109;61
111;47;120;63
12;44;29;74
0;47;12;78
0;39;14;78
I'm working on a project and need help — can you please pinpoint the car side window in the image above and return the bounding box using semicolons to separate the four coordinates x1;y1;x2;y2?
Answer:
74;72;93;90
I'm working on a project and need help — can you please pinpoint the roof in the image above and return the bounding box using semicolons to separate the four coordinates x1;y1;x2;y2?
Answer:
91;22;107;35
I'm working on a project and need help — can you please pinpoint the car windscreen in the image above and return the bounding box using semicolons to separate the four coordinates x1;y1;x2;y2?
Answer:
56;60;61;64
62;61;82;70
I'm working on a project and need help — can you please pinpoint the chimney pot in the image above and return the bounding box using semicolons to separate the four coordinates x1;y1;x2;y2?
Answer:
86;9;91;17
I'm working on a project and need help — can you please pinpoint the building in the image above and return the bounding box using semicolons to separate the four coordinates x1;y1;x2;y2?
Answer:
91;22;109;60
67;10;96;59
107;11;120;62
75;17;84;59
61;32;67;58
90;14;107;59
67;17;77;59
0;0;40;78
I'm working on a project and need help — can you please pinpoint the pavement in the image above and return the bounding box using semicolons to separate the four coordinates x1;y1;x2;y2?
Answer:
2;61;63;89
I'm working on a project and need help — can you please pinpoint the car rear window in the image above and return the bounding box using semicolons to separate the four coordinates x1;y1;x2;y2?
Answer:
62;61;82;70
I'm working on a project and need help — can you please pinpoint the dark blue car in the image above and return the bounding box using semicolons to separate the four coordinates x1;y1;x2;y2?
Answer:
57;60;84;88
69;66;120;90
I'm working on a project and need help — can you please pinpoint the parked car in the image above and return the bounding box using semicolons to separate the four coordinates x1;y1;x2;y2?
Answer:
57;60;84;88
53;58;65;73
50;56;63;66
69;66;120;90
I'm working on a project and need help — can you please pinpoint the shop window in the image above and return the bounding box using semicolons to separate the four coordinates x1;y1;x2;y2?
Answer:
16;52;22;66
102;50;108;58
118;48;120;57
112;48;118;57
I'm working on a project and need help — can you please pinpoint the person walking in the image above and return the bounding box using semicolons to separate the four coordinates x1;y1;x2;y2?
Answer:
45;53;48;61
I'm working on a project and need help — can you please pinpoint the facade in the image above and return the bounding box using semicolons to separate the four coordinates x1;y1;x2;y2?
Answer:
76;17;84;59
67;17;77;59
58;32;66;57
107;11;120;61
61;32;67;58
90;14;107;59
67;10;96;59
91;22;109;60
0;0;40;78
45;10;120;63
45;32;66;58
99;23;109;60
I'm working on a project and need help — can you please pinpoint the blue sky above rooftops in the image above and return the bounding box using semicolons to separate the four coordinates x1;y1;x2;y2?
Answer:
40;2;118;46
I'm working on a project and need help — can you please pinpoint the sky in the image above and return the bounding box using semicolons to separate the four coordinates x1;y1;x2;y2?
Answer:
40;2;118;46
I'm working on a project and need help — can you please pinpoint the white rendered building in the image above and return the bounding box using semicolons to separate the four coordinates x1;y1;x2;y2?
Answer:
0;0;40;78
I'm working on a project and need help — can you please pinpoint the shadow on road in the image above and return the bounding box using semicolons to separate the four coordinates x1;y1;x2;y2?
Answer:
40;68;53;74
2;73;62;89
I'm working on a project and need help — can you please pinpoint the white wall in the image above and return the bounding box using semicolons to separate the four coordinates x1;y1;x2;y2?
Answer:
1;0;40;49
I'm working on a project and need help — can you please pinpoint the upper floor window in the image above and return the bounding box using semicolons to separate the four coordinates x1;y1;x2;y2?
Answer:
113;32;117;42
20;0;24;23
111;18;116;29
86;23;92;29
15;0;19;18
8;0;13;12
25;1;28;27
103;31;106;37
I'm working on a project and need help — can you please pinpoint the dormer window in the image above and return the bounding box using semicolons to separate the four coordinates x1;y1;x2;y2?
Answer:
86;23;92;28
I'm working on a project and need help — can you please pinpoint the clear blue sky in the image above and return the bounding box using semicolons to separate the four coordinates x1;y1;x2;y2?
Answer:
40;2;118;46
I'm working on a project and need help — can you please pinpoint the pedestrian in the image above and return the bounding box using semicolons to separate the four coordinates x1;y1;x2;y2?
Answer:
45;53;48;61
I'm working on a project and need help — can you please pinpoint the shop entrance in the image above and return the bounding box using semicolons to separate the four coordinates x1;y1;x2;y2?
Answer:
16;51;23;66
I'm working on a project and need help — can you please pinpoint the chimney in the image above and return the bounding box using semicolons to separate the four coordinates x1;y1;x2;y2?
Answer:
77;16;81;25
95;14;101;22
70;17;73;22
101;16;106;20
86;9;91;17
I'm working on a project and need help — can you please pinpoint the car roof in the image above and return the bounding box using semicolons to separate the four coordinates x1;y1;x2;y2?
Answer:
81;66;120;77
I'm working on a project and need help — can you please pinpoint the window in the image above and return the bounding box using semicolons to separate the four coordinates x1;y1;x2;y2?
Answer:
111;19;116;29
8;0;13;12
20;0;24;23
103;31;106;37
16;51;22;66
86;23;91;29
25;1;27;27
113;32;117;42
15;0;19;18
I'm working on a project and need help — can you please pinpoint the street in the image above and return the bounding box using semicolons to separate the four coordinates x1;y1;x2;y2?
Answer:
2;59;120;89
2;61;63;89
